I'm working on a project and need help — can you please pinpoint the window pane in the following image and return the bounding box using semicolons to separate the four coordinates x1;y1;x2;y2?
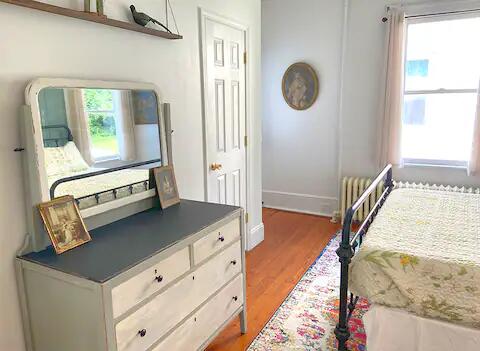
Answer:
401;93;477;162
83;89;114;111
88;112;119;159
404;96;426;125
405;16;480;91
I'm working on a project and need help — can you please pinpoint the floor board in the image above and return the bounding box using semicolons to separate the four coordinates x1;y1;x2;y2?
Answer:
206;208;340;351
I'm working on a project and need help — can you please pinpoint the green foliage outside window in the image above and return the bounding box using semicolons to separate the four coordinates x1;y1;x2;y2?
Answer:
83;89;114;111
88;113;116;137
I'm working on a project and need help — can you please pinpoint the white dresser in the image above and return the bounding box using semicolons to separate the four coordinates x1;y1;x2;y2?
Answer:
17;200;247;351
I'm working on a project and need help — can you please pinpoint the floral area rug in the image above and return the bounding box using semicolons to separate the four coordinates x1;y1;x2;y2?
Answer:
248;234;369;351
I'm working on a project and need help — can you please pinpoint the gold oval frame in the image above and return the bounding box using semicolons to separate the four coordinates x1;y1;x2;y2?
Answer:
282;62;319;111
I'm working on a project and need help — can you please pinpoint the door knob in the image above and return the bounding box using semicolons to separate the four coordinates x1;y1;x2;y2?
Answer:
210;163;223;171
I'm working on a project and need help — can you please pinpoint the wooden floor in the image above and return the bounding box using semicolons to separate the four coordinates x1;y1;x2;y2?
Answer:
206;208;340;351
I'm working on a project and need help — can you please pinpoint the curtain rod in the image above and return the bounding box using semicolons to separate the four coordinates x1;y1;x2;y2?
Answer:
382;7;480;22
407;7;480;18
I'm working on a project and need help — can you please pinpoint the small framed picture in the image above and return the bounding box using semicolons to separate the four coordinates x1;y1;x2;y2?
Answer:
154;165;180;209
38;195;91;254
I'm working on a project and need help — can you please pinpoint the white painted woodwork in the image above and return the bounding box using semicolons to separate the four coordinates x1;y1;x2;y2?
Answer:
115;241;242;351
111;247;190;318
21;267;105;351
193;217;240;265
204;18;247;209
152;274;244;351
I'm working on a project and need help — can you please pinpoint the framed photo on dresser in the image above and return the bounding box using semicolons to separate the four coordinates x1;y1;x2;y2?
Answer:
38;195;91;254
154;165;180;209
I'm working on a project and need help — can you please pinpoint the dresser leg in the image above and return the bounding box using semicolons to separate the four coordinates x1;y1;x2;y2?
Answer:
240;309;247;334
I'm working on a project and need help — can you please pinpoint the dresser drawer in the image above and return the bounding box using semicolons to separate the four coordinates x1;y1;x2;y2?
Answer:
193;218;240;265
115;241;242;351
153;274;244;351
111;247;190;318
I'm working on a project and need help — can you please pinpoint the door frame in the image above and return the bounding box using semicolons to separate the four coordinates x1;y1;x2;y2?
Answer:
198;8;251;246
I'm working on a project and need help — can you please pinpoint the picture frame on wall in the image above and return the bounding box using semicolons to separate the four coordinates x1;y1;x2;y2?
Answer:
154;165;180;209
38;195;91;254
282;62;319;110
132;90;159;125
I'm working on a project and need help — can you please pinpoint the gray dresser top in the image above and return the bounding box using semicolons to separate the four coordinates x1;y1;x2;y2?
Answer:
20;200;240;283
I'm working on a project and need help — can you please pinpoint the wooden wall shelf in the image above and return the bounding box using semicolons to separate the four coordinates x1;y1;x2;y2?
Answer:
0;0;183;40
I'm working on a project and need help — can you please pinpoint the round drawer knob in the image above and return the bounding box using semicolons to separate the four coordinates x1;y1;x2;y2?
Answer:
218;236;225;242
138;329;147;337
233;296;238;302
154;275;163;283
230;260;237;265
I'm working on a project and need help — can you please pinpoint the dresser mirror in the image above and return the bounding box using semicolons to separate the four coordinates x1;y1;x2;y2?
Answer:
21;79;170;252
39;87;163;209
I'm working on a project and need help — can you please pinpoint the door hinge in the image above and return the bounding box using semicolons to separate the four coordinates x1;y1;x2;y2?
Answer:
243;51;247;64
245;212;249;223
244;135;248;147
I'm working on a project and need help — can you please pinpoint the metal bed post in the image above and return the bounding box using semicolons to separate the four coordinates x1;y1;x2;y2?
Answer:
334;164;393;351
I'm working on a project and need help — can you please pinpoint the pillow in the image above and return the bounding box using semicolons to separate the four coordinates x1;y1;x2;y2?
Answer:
44;142;89;177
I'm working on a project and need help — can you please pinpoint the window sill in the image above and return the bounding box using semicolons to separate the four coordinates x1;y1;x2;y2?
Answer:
94;156;121;164
402;160;468;171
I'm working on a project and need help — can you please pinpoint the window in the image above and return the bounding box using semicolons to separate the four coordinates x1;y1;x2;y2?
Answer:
83;89;120;161
401;14;480;166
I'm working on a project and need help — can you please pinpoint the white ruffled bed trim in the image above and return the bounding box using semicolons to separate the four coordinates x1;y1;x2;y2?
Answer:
394;181;480;194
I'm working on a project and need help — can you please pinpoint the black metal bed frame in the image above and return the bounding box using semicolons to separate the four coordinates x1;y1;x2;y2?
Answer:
50;159;159;203
43;125;159;206
334;164;395;351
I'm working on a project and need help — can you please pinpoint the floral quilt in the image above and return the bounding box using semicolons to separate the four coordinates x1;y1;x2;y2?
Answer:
350;188;480;328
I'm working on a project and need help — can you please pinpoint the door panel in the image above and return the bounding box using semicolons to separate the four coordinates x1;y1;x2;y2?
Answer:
231;81;240;150
214;39;224;66
214;79;226;152
217;174;226;204
232;169;241;206
204;19;246;210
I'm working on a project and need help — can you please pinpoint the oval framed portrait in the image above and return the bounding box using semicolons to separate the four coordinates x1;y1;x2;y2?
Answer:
282;62;319;110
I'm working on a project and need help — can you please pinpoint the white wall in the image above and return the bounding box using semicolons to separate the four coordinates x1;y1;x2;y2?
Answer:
261;0;345;216
262;0;480;219
0;1;261;349
340;0;480;188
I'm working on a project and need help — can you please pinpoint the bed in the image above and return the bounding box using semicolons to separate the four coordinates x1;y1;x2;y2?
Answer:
43;126;150;209
335;165;480;351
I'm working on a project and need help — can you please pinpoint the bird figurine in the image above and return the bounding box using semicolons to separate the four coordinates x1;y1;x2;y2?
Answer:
130;5;172;33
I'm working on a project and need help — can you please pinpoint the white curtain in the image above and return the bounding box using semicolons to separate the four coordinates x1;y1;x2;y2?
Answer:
64;89;94;165
377;8;406;168
115;91;136;161
468;80;480;176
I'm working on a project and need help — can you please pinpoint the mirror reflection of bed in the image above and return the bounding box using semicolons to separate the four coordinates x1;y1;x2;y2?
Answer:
40;87;162;209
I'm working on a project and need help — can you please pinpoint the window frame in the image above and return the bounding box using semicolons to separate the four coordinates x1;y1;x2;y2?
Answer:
83;89;120;163
401;12;480;168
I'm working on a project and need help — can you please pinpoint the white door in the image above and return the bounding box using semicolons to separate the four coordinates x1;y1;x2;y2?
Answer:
203;17;247;209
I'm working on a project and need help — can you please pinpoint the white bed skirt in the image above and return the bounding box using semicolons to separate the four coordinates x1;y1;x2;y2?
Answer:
364;305;480;351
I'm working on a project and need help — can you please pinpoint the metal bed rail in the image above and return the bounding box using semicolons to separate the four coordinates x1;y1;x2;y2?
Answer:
334;164;394;351
50;158;161;200
75;180;150;205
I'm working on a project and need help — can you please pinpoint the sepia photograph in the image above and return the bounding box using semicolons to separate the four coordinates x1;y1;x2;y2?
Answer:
38;195;91;254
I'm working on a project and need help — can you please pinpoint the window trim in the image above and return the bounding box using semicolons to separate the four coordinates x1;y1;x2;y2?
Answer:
400;14;480;168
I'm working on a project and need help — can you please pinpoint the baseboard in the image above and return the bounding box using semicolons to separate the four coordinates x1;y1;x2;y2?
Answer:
262;190;338;218
247;223;264;251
